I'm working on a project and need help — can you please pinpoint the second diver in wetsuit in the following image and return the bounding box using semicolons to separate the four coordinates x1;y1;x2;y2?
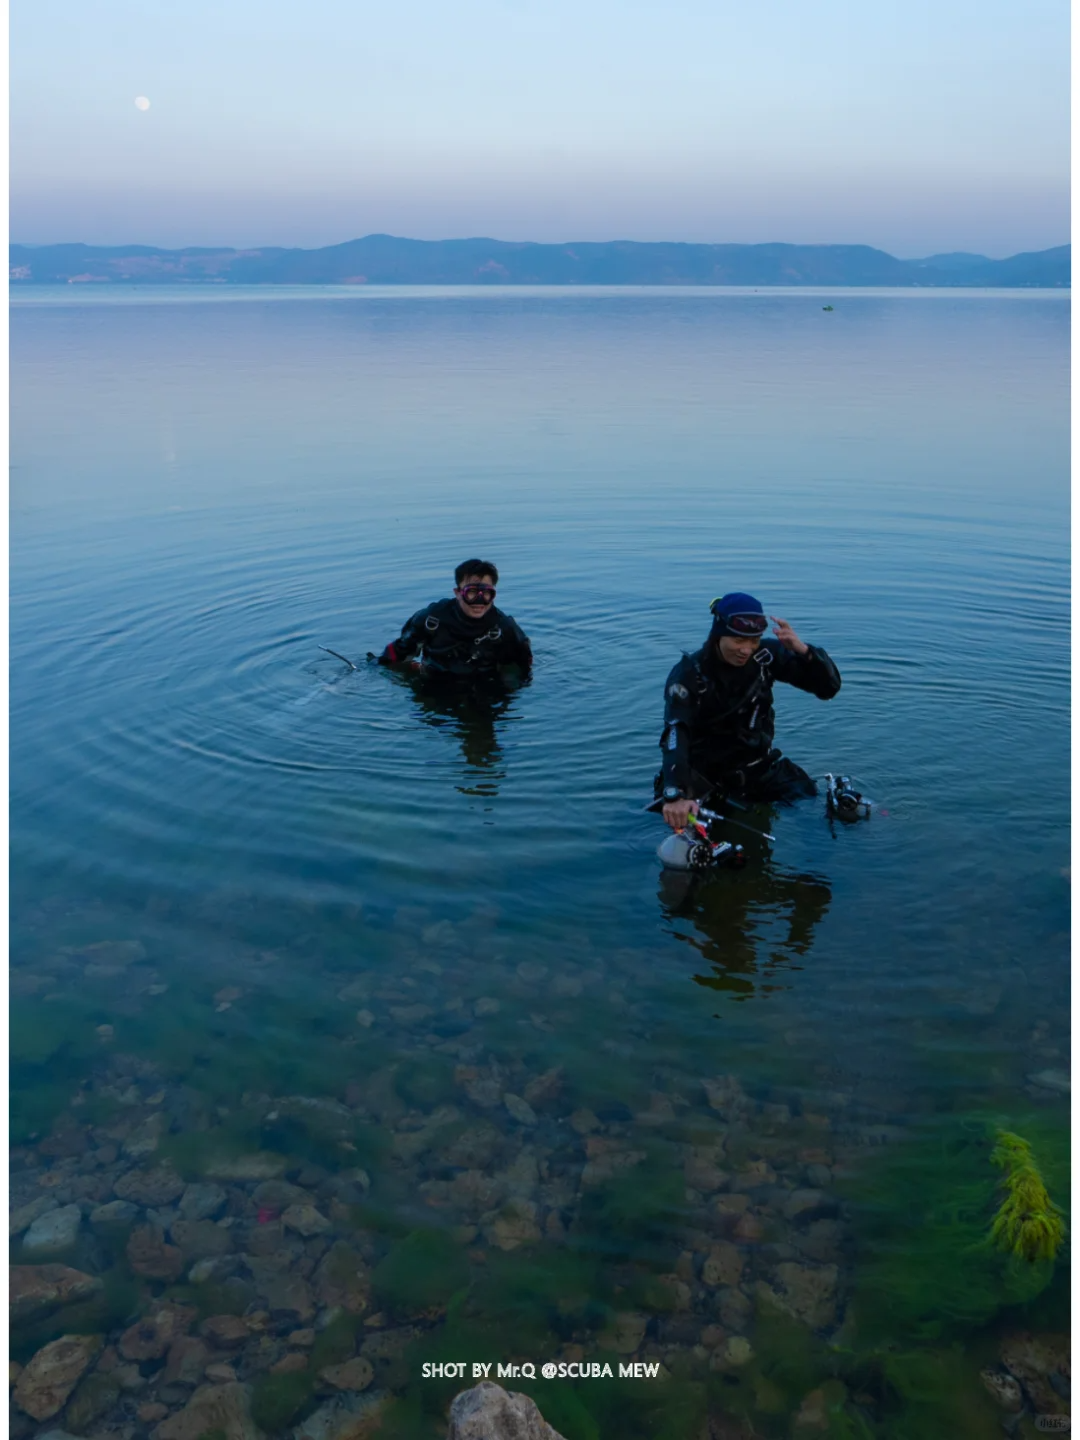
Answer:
657;591;841;830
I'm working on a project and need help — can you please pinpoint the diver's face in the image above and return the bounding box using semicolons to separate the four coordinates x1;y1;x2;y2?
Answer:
718;634;761;667
454;573;497;619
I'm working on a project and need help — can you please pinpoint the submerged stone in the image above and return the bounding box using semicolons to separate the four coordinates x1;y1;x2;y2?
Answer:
13;1334;102;1421
9;1265;103;1324
152;1380;262;1440
448;1381;568;1440
22;1205;83;1255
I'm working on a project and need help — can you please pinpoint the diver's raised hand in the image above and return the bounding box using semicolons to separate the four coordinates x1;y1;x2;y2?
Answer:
770;616;809;655
662;798;700;831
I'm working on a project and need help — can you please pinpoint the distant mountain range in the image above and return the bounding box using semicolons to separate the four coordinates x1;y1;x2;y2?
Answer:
8;237;1070;288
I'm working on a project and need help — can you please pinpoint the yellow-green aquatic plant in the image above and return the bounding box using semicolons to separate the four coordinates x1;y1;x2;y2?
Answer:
989;1130;1066;1263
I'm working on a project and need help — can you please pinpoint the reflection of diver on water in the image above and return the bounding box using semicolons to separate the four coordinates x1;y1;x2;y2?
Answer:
658;833;832;1000
406;671;527;794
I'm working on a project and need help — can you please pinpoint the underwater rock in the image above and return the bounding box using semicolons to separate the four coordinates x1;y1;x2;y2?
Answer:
455;1064;506;1109
701;1075;749;1120
271;1353;310;1375
206;1362;239;1382
500;1150;540;1199
389;1004;436;1026
9;1265;102;1324
9;1196;59;1237
597;1311;648;1354
731;1159;777;1191
756;1263;838;1331
114;1165;185;1207
201;1315;252;1350
999;1332;1070;1415
448;1169;507;1216
783;1190;839;1224
122;1112;168;1158
503;1094;538;1127
654;1275;692;1312
152;1381;263;1440
713;1194;752;1231
163;1337;211;1387
792;1385;841;1432
63;1370;121;1432
22;1205;83;1255
702;1243;744;1288
523;1068;563;1109
119;1302;197;1361
568;1109;601;1136
89;1200;140;1229
979;1368;1024;1413
684;1154;729;1194
797;1219;846;1265
447;1381;568;1440
359;1327;418;1365
13;1335;103;1421
714;1287;752;1333
170;1219;235;1261
314;1242;371;1314
127;1224;185;1282
139;1402;171;1423
580;1139;646;1188
319;1358;374;1393
439;1122;504;1171
293;1391;389;1440
637;1093;679;1126
392;1106;460;1162
252;1180;313;1211
282;1205;333;1238
709;1335;754;1372
485;1199;542;1251
260;1272;316;1323
732;1212;765;1244
204;1153;289;1183
178;1182;229;1221
69;939;147;968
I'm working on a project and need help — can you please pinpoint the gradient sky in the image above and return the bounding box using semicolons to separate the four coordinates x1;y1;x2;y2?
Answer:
10;0;1070;255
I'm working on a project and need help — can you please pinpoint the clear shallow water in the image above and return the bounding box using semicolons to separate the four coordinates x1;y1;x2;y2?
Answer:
10;287;1070;1439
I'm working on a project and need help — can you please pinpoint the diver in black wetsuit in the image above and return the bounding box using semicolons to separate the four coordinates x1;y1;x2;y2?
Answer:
657;591;841;830
377;559;532;679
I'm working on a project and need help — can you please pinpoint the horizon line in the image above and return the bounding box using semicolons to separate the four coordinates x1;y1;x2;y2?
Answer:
10;234;1072;261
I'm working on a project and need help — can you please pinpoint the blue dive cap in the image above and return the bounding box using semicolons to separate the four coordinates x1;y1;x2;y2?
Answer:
710;593;767;637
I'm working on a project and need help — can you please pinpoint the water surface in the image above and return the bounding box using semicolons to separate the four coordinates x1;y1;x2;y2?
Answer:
10;287;1070;1439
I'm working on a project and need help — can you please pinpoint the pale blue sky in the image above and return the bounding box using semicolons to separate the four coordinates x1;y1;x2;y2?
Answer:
10;0;1070;255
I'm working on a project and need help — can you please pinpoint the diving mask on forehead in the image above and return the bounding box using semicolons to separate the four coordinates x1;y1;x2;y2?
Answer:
710;596;768;637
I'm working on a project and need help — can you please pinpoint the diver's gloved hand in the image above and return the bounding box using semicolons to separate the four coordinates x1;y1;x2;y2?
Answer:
662;798;700;831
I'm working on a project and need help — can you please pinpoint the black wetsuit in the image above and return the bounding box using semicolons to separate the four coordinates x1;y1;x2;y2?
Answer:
657;639;841;804
378;598;532;678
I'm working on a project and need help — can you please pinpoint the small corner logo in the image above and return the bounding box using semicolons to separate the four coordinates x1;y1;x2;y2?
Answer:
1035;1417;1070;1434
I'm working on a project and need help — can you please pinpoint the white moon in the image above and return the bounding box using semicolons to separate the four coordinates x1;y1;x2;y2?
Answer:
134;96;150;111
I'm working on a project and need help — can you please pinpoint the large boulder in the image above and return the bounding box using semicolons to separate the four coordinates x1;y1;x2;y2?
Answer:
447;1382;568;1440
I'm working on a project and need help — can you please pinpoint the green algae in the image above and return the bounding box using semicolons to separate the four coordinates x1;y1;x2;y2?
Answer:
250;1371;315;1433
989;1129;1066;1263
842;1113;1067;1345
372;1227;470;1318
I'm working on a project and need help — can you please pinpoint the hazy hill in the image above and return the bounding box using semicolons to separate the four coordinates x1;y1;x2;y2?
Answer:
8;237;1070;287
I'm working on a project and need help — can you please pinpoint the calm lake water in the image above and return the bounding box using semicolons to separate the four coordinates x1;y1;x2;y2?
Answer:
10;287;1070;1440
